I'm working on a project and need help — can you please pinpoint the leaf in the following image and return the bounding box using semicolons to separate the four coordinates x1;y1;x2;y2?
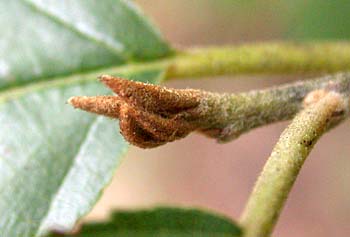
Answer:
0;0;171;89
0;1;171;237
51;207;243;237
0;68;166;237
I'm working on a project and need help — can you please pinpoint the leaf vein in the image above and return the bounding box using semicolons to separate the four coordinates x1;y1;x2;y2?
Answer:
20;0;129;61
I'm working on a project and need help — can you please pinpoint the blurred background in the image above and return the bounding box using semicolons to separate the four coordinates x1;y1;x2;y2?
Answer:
86;1;350;236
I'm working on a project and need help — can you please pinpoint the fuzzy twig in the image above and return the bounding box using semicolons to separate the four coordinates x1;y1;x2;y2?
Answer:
239;91;349;237
68;73;350;148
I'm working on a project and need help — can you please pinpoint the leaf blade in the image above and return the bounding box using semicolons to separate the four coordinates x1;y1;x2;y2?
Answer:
51;207;243;237
0;68;166;237
0;0;172;236
0;0;171;89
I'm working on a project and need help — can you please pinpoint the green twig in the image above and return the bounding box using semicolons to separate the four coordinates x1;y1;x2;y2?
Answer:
167;42;350;79
239;91;349;237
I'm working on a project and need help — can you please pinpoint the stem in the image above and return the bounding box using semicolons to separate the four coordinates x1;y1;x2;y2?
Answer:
69;73;350;148
200;73;350;142
166;42;350;79
239;92;348;237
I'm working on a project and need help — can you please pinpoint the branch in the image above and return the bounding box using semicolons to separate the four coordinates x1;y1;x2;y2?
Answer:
239;91;349;237
68;73;350;148
167;42;350;79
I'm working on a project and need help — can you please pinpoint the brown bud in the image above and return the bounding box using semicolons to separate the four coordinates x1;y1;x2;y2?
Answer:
99;75;202;116
68;76;205;148
68;96;122;118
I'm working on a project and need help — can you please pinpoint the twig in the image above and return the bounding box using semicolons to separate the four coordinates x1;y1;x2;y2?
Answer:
239;91;349;237
68;73;350;148
167;42;350;79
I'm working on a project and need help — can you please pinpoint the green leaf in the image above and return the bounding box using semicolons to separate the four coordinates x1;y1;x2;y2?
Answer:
0;1;171;237
0;0;171;89
51;207;243;237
